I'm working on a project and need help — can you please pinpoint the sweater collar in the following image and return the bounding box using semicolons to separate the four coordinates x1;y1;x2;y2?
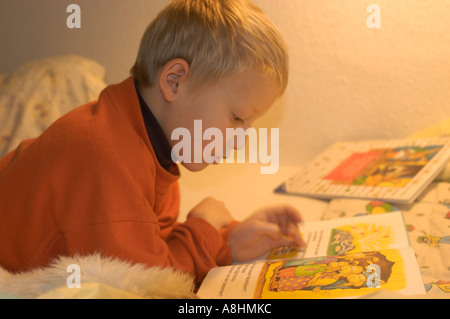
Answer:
104;77;180;180
134;80;178;175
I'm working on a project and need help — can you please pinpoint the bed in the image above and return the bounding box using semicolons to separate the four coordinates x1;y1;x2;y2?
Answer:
0;55;107;158
0;56;448;299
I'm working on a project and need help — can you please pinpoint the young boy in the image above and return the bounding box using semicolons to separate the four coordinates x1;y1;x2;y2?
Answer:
0;0;305;283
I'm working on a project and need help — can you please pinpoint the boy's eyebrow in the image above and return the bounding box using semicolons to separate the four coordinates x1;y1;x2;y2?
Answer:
238;102;260;117
230;103;250;117
235;109;251;117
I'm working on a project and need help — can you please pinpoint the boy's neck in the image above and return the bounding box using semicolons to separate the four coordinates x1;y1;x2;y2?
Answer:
137;83;170;141
136;81;178;174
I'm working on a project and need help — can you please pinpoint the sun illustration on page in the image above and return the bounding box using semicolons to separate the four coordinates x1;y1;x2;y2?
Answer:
327;223;395;256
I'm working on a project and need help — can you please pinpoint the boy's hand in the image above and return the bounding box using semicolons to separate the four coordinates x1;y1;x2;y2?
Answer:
187;197;234;231
229;205;306;262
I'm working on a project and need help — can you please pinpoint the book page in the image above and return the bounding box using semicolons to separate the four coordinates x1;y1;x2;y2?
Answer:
197;247;426;299
266;212;410;261
196;262;265;299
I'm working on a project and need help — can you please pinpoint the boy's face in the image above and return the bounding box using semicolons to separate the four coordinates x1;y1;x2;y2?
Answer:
167;70;280;172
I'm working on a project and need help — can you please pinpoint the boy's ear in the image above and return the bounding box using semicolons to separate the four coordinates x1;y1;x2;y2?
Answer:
159;58;190;102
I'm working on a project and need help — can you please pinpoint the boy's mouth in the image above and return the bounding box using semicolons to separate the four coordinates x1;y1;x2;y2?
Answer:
206;155;222;164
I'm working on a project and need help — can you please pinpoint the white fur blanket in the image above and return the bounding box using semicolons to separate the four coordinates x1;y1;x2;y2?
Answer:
0;254;196;299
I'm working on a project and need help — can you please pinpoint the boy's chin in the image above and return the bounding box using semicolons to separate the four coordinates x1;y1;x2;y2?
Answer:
180;161;219;172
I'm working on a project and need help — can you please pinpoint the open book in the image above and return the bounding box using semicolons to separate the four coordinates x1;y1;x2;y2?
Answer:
197;212;426;299
275;137;450;204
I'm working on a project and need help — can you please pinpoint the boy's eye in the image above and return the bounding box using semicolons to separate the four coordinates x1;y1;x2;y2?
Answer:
233;115;244;123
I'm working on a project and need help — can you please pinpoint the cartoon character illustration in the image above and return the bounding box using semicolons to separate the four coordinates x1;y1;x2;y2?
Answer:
362;164;423;187
328;230;356;255
327;223;394;256
425;280;450;293
328;145;442;188
438;199;450;210
384;146;441;164
267;246;300;260
417;231;450;248
265;251;394;293
364;201;398;215
350;201;399;217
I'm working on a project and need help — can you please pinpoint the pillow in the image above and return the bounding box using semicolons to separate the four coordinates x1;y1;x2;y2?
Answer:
0;55;107;158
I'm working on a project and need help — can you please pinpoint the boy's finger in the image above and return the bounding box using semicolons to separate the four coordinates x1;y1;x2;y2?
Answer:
263;204;304;225
282;205;303;223
253;220;283;240
266;235;305;252
255;221;307;249
285;223;306;248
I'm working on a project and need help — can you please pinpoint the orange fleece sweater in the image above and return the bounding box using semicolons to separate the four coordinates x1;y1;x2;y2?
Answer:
0;77;233;281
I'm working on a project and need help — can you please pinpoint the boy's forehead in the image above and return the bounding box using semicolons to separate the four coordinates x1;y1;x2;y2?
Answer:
186;69;280;114
224;70;280;94
233;75;280;113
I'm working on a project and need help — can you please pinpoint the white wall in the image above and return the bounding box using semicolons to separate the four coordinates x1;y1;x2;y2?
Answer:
0;0;167;84
1;0;449;166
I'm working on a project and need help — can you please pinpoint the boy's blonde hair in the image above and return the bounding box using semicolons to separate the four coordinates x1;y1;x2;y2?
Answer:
131;0;289;92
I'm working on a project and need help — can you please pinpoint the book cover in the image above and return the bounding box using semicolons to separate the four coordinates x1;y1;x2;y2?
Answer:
275;138;450;204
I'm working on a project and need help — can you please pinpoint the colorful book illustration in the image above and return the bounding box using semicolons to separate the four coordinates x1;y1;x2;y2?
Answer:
275;138;450;204
197;213;426;299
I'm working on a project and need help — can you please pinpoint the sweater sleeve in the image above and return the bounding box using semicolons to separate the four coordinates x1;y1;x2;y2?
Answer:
58;161;233;282
64;216;232;282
